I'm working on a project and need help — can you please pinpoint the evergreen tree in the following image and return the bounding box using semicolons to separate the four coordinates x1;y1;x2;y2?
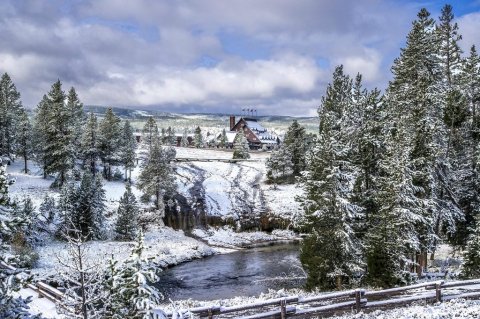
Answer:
232;131;250;159
461;215;480;278
44;80;75;187
388;8;448;263
180;129;189;147
33;95;50;179
166;126;176;145
115;184;139;241
38;194;57;224
142;117;158;150
299;66;362;291
194;126;203;148
66;87;85;159
0;73;23;161
266;146;293;183
16;110;32;173
110;232;162;319
120;120;136;182
219;128;227;148
453;45;480;247
98;108;122;180
138;142;176;210
59;172;106;240
81;113;100;175
283;120;307;175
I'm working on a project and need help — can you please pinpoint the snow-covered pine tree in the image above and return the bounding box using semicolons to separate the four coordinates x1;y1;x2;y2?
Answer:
232;131;250;159
142;117;158;151
110;231;162;319
219;128;227;148
80;113;99;175
137;141;176;210
38;194;57;228
33;95;50;179
180;129;189;147
388;8;446;265
453;45;480;247
98;108;122;180
433;5;469;253
59;171;106;240
283;120;307;176
194;126;203;148
66;87;85;159
120;120;136;182
0;73;23;161
115;183;139;241
44;80;75;187
166;126;176;145
365;128;422;287
265;146;293;183
15;110;32;173
461;214;480;278
299;66;363;291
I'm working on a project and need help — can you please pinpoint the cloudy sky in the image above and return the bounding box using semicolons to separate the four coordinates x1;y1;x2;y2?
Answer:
1;0;480;116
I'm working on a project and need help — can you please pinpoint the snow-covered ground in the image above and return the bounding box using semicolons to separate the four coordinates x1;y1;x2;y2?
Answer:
33;226;215;278
332;299;480;319
192;226;298;248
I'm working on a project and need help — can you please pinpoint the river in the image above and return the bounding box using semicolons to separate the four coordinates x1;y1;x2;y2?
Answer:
157;243;304;301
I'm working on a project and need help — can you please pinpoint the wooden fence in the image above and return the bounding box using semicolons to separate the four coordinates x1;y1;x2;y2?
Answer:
0;261;65;304
173;158;260;163
160;279;480;319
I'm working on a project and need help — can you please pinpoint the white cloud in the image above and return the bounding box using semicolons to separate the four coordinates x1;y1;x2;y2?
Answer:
458;12;480;52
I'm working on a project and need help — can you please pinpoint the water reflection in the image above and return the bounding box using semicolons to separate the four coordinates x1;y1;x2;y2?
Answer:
156;244;304;301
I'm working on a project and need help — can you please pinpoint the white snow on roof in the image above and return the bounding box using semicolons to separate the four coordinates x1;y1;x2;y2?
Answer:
245;120;267;133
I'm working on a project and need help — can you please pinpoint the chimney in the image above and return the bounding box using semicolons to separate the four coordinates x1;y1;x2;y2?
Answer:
229;115;235;131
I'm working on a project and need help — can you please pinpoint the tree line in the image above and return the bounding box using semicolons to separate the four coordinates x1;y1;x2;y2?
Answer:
300;5;480;290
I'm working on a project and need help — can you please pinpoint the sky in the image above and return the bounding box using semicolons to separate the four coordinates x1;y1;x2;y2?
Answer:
1;0;480;116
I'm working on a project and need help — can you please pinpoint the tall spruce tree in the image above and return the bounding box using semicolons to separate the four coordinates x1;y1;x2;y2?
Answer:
115;184;139;241
142;116;158;151
300;66;363;290
44;80;75;187
98;108;122;180
80;113;100;175
453;45;480;247
0;73;23;161
283;120;307;176
120;120;136;182
16;110;32;173
59;172;106;240
194;126;203;148
33;95;50;178
137;141;176;209
232;131;250;159
388;8;446;265
66;87;85;159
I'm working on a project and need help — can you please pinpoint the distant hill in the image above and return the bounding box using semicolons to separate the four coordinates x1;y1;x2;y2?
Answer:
84;105;318;134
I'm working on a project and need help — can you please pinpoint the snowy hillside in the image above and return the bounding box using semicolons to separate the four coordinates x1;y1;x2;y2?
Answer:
171;147;303;229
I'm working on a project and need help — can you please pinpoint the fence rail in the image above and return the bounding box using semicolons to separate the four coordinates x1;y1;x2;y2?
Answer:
0;261;64;303
162;279;480;318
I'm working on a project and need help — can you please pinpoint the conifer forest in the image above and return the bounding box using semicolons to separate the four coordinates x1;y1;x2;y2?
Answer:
2;2;480;319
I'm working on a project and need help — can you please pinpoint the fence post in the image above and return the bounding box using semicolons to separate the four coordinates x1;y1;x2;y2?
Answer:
435;281;444;303
280;298;287;319
355;289;365;312
208;307;214;319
